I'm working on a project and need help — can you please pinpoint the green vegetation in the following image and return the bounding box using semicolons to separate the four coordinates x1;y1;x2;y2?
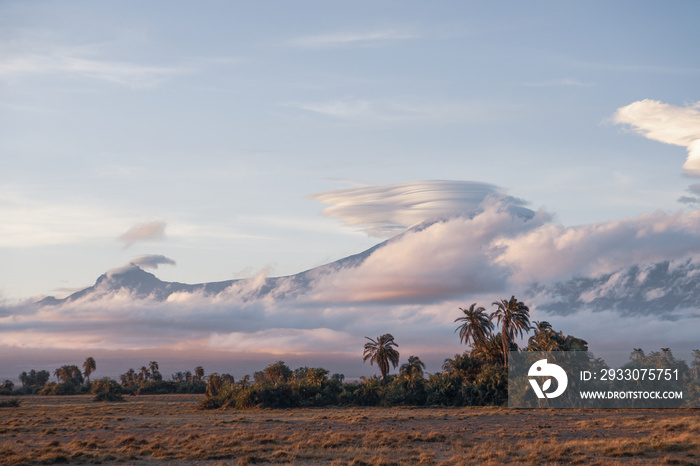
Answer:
5;296;699;409
362;333;400;384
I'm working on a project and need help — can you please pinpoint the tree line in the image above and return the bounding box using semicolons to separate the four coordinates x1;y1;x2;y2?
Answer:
2;296;699;407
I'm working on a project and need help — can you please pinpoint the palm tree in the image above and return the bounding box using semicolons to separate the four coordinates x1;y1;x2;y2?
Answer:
691;349;700;379
194;366;205;382
631;348;645;362
139;366;150;382
149;361;162;381
490;296;531;367
472;333;509;366
239;374;251;389
205;373;221;397
454;303;493;348
399;356;426;386
363;334;400;384
83;357;96;384
54;366;68;383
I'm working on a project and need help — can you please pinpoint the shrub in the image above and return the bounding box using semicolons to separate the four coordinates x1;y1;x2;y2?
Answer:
91;377;124;402
0;398;21;408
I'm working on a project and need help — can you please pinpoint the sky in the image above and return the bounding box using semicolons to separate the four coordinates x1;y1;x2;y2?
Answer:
1;1;700;381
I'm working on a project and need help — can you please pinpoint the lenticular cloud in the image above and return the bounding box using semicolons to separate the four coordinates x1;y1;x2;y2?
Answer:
310;180;531;236
613;99;700;176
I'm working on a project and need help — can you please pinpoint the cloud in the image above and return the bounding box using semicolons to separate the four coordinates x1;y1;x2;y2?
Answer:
677;184;700;205
308;199;546;303
129;255;176;270
612;99;700;176
283;99;506;124
0;39;192;88
521;78;593;87
677;195;698;205
310;180;533;237
209;328;358;354
118;221;167;248
496;209;700;284
0;191;133;247
288;29;417;48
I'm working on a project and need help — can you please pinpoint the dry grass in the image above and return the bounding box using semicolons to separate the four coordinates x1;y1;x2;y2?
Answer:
0;395;697;464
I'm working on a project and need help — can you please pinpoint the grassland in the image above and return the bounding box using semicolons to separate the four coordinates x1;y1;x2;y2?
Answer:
0;394;698;465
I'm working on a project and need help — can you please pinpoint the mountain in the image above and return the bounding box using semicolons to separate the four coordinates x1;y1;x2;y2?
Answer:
535;259;700;319
38;230;390;305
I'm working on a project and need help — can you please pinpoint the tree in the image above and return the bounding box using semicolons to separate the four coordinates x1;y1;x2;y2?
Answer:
149;361;162;381
255;361;292;386
399;356;426;386
20;369;50;388
692;350;700;379
205;373;222;398
54;365;84;385
363;334;400;384
83;357;96;384
490;296;531;367
631;348;646;362
472;334;508;366
442;353;481;380
454;303;493;349
194;366;205;383
526;321;587;352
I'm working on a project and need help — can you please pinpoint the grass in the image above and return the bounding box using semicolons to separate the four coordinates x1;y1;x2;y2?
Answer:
0;394;698;464
0;398;21;408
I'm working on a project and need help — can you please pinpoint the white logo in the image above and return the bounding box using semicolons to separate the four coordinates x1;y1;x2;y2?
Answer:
528;359;568;399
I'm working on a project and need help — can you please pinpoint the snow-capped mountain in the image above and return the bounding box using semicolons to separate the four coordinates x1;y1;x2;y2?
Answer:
535;259;700;319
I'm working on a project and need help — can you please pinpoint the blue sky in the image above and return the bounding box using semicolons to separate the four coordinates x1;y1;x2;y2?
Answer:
1;2;700;379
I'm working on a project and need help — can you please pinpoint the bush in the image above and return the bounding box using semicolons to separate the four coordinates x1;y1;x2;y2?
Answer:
40;382;79;396
0;398;21;408
91;377;124;402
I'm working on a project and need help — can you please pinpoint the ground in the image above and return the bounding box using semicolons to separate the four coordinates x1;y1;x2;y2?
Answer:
0;394;698;465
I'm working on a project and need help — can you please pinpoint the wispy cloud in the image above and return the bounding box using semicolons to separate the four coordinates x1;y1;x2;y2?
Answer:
521;77;593;87
209;328;357;354
612;99;700;176
0;41;193;88
288;29;417;48
282;98;506;124
118;221;167;248
0;192;129;247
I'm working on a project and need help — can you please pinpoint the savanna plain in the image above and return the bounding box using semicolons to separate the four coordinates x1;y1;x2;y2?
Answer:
1;394;698;465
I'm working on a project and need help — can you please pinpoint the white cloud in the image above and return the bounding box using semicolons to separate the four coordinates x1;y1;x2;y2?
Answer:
613;99;700;176
0;40;192;88
521;78;593;87
288;29;417;48
118;221;167;248
209;328;358;354
0;191;130;247
283;98;505;124
310;180;532;237
496;209;700;283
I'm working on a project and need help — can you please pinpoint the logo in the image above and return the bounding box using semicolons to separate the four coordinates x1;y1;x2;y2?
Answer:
528;359;568;399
